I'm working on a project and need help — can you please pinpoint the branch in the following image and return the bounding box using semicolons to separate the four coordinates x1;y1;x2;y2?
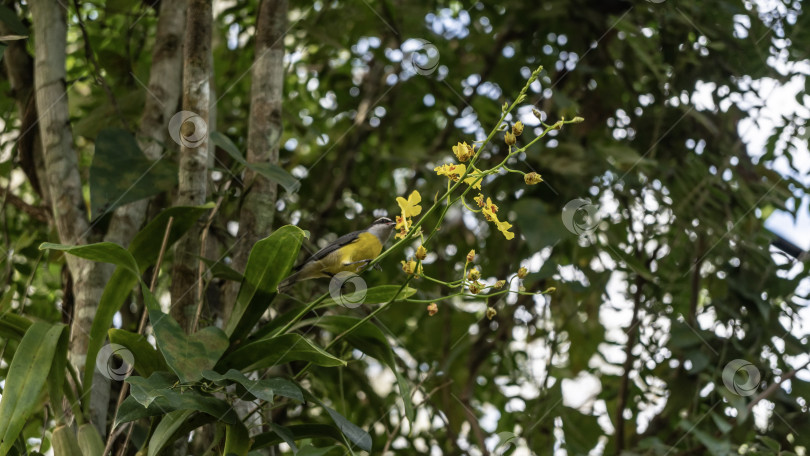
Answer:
0;186;50;222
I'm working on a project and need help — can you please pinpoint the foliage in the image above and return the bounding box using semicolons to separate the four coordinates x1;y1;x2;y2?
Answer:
0;0;809;455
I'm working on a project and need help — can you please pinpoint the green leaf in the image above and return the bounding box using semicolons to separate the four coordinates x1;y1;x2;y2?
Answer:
51;425;82;456
266;423;298;453
211;131;300;193
0;5;28;35
77;423;105;456
223;421;251;456
108;328;169;378
202;369;304;403
219;334;346;372
81;205;213;415
312;315;413;423
39;242;140;278
306;393;372;452
226;225;307;342
252;425;345;450
148;410;195;456
126;372;176;408
46;325;69;420
114;385;239;427
0;312;31;341
143;283;229;383
0;322;66;455
89;127;178;218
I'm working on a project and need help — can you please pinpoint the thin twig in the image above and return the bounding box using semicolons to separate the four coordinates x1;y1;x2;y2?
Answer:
104;216;174;456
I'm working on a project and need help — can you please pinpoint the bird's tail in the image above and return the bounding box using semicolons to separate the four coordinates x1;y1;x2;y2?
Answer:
277;271;301;293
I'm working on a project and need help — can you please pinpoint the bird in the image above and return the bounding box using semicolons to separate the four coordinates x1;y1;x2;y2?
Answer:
278;217;396;292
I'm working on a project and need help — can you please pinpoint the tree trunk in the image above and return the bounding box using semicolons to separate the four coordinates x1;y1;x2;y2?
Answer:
31;0;110;434
171;0;212;331
224;0;287;319
104;0;187;247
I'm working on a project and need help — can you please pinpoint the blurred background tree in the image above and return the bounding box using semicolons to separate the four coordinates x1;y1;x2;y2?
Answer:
0;0;808;454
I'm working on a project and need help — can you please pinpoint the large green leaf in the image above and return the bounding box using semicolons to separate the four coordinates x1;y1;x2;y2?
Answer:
306;393;372;452
0;313;31;343
143;283;229;383
89;127;177;218
108;328;170;378
116;379;239;427
46;325;70;420
223;421;251;456
148;410;195;456
312;315;413;423
39;242;140;277
126;371;176;408
210;131;300;193
0;322;66;455
252;425;345;450
218;333;346;372
226;225;307;342
202;369;304;403
80;204;213;409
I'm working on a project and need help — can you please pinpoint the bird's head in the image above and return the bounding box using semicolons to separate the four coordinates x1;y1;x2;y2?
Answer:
368;216;396;241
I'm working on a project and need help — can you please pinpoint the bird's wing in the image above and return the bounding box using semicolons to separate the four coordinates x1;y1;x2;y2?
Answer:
295;229;364;270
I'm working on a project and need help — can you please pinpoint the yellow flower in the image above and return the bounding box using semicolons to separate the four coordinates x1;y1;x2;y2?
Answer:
435;163;465;182
524;172;543;185
397;190;422;218
401;259;417;275
416;245;427;260
512;121;524;136
463;170;484;190
493;280;506;289
453;141;474;162
486;307;497;320
467;268;480;281
474;194;485;208
427;302;438;316
466;249;475;263
517;267;528;279
496;219;515;240
504;131;516;146
482;197;498;222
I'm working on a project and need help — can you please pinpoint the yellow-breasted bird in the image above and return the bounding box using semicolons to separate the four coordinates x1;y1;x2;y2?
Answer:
278;217;396;292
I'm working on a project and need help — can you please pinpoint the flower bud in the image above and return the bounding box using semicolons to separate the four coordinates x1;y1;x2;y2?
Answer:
571;116;584;123
524;172;543;185
504;131;516;146
467;268;480;281
502;101;509;112
469;281;483;295
427;302;438;316
512;121;524;136
453;141;474;162
517;267;528;279
401;259;417;275
416;245;427;260
532;108;543;120
466;249;476;263
493;280;506;289
486;307;497;320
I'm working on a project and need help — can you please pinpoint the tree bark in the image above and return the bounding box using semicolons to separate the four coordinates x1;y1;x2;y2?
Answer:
170;0;212;331
31;0;110;434
225;0;287;318
104;0;187;247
